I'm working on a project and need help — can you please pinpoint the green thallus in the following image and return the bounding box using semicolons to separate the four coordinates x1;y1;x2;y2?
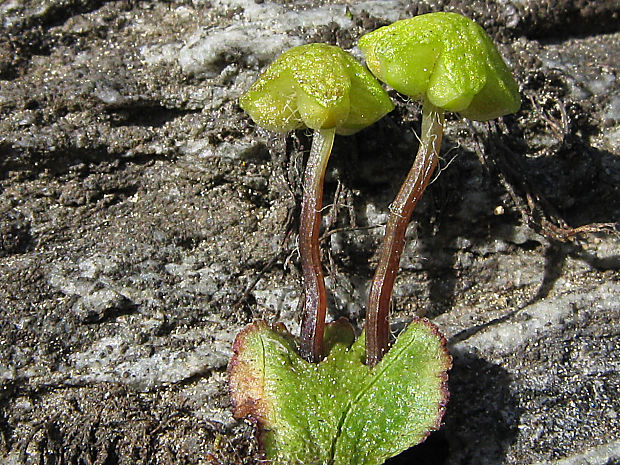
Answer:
239;43;394;363
229;318;450;465
359;12;521;366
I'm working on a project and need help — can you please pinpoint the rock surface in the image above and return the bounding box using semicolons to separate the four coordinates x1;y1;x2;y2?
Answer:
0;0;618;464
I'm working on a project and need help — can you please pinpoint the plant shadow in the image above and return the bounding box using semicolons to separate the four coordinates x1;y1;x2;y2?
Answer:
385;352;520;465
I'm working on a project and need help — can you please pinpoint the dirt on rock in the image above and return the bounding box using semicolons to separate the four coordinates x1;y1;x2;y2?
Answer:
0;1;618;464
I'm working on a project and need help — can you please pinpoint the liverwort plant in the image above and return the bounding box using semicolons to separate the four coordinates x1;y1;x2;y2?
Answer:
230;42;452;465
359;12;521;366
229;318;450;465
239;43;394;363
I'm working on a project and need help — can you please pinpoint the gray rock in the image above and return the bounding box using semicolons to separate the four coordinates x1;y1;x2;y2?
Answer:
0;0;618;464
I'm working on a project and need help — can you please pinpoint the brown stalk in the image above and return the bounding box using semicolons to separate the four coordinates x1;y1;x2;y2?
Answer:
299;128;336;363
366;100;445;366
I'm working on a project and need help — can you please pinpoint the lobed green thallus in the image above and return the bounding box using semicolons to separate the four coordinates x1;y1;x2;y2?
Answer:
359;12;521;366
240;44;394;364
229;319;450;465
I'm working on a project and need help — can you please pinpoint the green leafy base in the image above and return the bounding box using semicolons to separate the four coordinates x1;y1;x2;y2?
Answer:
228;318;451;465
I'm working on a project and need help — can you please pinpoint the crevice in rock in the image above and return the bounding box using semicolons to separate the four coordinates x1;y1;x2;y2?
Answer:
521;1;620;41
3;0;112;33
0;144;172;179
106;104;201;129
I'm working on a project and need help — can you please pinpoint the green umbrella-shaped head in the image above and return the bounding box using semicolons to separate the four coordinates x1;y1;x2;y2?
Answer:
358;12;520;121
239;43;394;135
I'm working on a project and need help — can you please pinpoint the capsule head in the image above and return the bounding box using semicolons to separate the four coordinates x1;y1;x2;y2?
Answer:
359;12;520;121
239;43;394;135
